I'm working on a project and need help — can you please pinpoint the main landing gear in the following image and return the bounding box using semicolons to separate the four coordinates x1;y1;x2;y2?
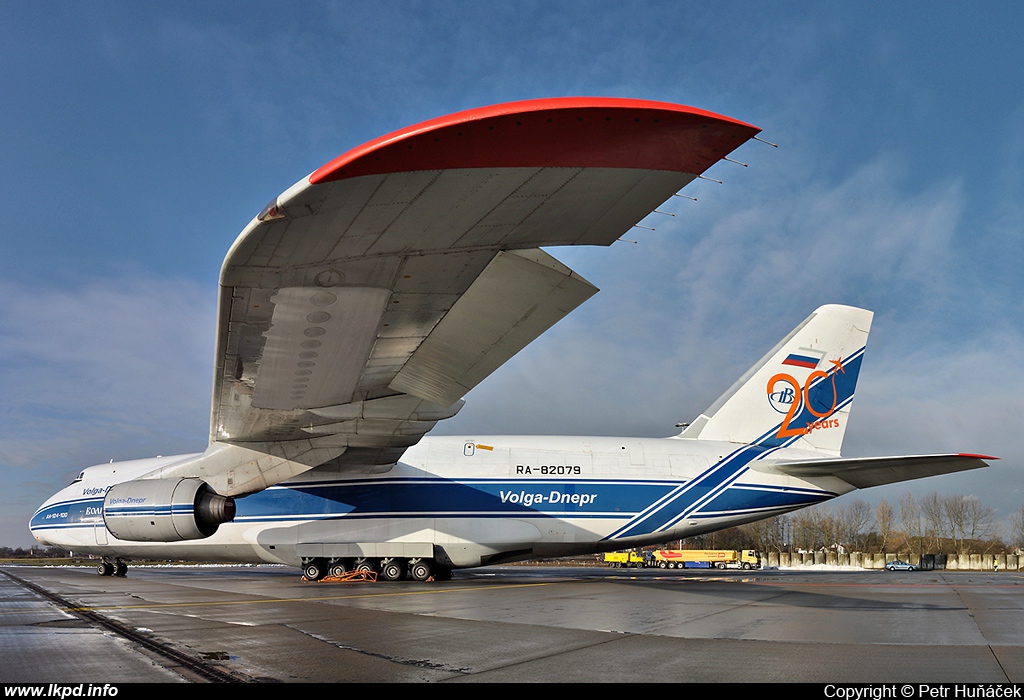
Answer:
96;558;128;577
301;556;451;582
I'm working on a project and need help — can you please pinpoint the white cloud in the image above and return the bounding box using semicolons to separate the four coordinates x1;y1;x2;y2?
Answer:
442;147;1022;524
0;276;216;544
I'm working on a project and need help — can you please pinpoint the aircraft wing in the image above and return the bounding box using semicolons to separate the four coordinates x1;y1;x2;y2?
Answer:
765;453;996;489
201;97;758;480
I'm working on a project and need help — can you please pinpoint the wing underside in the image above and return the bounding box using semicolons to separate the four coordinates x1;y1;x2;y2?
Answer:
198;98;758;480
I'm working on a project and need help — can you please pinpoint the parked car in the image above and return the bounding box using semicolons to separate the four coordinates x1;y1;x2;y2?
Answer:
886;560;917;571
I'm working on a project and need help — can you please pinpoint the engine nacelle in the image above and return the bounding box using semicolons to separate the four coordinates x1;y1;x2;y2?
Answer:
103;478;236;542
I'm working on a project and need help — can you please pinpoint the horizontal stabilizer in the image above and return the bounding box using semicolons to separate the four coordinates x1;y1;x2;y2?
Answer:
763;453;996;489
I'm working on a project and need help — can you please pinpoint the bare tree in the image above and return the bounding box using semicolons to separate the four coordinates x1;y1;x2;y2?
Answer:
921;493;946;553
792;506;839;552
836;499;871;552
742;514;790;554
875;498;895;553
790;508;818;552
942;494;995;556
900;492;925;557
1011;506;1024;553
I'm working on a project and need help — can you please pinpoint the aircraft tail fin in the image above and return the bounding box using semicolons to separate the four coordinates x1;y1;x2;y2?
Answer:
678;304;873;455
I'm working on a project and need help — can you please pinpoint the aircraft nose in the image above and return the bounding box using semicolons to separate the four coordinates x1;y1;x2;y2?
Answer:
29;513;48;545
29;502;67;547
31;530;52;546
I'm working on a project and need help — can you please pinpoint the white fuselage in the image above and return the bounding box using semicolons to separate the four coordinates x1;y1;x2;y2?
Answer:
30;435;851;568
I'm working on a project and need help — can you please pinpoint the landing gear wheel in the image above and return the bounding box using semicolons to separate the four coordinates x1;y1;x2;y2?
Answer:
303;560;326;581
380;559;405;581
354;559;378;574
409;559;433;581
115;562;128;577
96;562;114;577
328;562;349;578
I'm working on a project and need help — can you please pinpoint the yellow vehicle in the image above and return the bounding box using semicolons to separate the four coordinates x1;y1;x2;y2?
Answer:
603;550;647;568
651;549;761;570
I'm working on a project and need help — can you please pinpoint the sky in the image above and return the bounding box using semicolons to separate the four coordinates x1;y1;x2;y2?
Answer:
2;2;1023;547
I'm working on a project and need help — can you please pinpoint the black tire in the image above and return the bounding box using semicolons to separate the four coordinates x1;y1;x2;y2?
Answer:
115;562;128;577
410;559;432;581
303;561;325;580
659;561;667;569
742;562;751;570
381;560;405;581
96;562;114;577
328;562;349;577
355;559;378;574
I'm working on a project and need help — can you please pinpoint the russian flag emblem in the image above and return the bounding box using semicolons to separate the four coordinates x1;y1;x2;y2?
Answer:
782;352;823;369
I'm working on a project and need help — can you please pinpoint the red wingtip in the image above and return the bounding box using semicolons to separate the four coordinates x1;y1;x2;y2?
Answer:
310;97;760;184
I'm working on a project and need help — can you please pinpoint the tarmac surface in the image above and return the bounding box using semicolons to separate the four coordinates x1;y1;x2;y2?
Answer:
2;564;1023;683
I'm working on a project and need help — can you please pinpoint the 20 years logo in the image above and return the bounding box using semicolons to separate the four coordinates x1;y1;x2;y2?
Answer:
767;357;845;439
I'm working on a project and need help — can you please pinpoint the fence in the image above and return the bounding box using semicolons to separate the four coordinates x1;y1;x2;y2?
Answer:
764;552;1019;570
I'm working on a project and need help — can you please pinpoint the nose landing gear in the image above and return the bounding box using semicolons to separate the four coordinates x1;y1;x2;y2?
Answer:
96;559;128;577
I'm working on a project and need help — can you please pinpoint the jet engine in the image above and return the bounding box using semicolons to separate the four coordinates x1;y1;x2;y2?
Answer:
102;478;236;542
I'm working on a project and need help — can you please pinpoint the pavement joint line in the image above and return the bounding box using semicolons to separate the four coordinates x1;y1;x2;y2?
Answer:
45;579;568;613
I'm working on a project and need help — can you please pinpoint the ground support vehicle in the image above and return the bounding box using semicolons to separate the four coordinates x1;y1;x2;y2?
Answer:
603;551;647;568
651;549;761;570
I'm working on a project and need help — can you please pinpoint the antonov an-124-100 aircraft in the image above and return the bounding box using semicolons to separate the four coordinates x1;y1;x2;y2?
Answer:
31;98;994;581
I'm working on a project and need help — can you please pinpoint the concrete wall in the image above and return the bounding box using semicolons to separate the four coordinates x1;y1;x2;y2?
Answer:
765;551;1018;570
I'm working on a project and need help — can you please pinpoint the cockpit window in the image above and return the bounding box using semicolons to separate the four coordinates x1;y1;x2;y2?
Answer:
70;471;84;485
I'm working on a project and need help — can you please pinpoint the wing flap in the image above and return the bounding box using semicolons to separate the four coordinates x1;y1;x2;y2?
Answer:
765;453;996;489
252;286;392;410
390;248;597;406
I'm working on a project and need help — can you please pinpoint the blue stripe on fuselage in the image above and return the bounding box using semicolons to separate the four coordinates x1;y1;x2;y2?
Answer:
697;483;832;515
235;478;670;521
235;477;832;524
604;443;776;539
30;477;834;538
30;498;105;532
602;347;863;540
